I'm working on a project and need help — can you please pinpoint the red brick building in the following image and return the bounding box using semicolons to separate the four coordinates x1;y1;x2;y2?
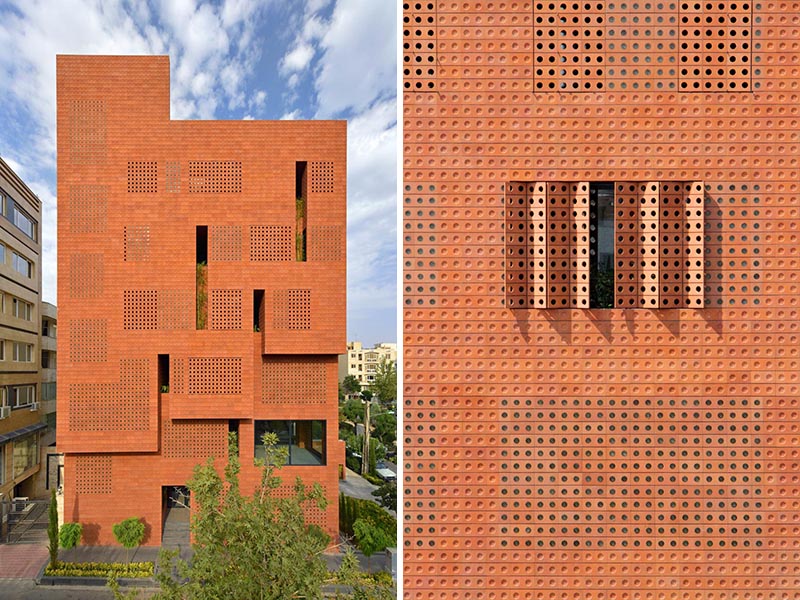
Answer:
57;55;346;545
403;2;799;598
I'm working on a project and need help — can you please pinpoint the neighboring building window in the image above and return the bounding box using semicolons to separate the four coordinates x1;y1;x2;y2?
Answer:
12;298;32;320
254;420;325;466
12;432;38;478
12;252;32;278
0;243;5;264
11;385;35;408
42;350;49;369
0;444;4;485
5;199;36;240
12;342;33;362
0;340;4;361
41;382;56;401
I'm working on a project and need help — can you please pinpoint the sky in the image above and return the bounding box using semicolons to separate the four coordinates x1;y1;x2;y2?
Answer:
0;0;397;346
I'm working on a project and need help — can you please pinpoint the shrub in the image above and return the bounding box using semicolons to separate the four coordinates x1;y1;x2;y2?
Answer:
339;493;396;540
59;523;83;550
48;489;59;568
112;517;145;562
44;561;153;578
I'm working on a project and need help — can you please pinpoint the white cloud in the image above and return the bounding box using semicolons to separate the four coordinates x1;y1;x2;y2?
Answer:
280;43;315;75
314;0;396;117
280;109;302;120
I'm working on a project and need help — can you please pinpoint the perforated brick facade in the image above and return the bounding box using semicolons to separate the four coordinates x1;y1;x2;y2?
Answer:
403;2;800;598
57;55;346;545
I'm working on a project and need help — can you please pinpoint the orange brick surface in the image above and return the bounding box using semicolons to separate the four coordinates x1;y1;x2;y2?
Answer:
57;55;346;545
403;2;800;598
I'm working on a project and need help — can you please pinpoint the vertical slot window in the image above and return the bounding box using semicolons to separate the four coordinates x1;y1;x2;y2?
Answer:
296;162;307;262
196;226;208;329
590;182;615;308
253;290;264;332
158;354;170;392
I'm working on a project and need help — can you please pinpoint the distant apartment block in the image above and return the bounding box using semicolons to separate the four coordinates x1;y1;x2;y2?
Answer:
0;156;44;502
57;55;346;545
338;341;397;389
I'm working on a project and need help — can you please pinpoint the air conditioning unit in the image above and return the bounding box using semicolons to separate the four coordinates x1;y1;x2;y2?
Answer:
29;402;39;411
0;406;10;419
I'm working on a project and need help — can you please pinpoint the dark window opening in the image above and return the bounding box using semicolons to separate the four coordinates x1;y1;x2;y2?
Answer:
253;290;264;332
254;420;325;466
590;182;615;308
158;354;170;392
296;162;307;262
228;420;240;456
196;226;208;329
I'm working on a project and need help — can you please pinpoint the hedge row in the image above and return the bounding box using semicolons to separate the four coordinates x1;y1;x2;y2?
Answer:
339;493;396;539
44;561;154;578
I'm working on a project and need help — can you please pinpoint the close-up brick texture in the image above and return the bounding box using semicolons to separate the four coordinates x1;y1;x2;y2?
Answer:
57;55;346;545
403;2;799;598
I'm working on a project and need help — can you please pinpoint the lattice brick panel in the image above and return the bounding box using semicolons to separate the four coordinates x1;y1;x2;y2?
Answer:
685;181;705;307
123;290;158;330
157;290;192;330
69;254;103;298
528;183;548;308
615;182;643;308
640;182;661;308
209;289;242;330
310;161;335;193
124;226;150;262
69;185;107;234
403;1;437;92
69;100;106;164
120;358;150;399
308;225;344;261
162;420;227;459
660;182;687;307
249;226;292;261
69;319;107;363
504;182;528;309
210;225;242;262
165;161;180;193
69;383;118;431
187;357;242;395
74;455;112;494
534;3;607;91
570;183;590;308
546;183;571;308
272;289;311;330
679;1;753;91
188;161;242;193
261;358;327;405
170;357;186;394
127;161;158;193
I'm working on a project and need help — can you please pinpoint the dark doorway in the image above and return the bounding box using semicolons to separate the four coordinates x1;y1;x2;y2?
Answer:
162;486;190;548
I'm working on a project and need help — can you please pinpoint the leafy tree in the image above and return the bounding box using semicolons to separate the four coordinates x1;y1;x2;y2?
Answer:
342;398;365;424
59;523;83;550
47;488;59;568
360;389;373;403
371;482;397;512
372;413;397;447
112;517;145;562
149;433;330;600
336;549;395;600
371;358;396;406
342;375;362;396
353;518;395;570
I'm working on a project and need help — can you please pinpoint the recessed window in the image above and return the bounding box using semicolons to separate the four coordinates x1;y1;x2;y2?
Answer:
254;420;325;466
12;431;38;477
0;243;5;264
589;182;615;308
12;252;32;278
13;342;33;362
4;197;36;240
12;298;32;321
10;384;35;408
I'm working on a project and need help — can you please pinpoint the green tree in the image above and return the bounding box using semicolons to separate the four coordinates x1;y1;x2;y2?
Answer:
372;413;397;447
342;397;365;424
353;518;395;570
336;549;395;600
371;358;396;406
47;488;59;568
112;517;145;563
59;523;83;550
371;482;397;512
342;375;362;396
150;433;330;600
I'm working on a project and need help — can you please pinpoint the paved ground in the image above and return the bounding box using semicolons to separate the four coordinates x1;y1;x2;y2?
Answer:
0;544;48;579
339;468;380;502
0;580;158;599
